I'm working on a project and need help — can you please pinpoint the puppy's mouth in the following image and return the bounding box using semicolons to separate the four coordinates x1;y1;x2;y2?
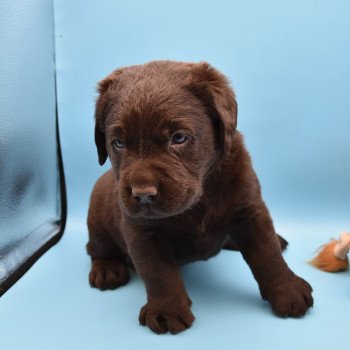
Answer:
119;202;186;219
118;204;171;219
132;205;172;219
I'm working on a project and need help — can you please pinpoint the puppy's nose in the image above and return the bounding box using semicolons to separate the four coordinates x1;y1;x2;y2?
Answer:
131;186;158;204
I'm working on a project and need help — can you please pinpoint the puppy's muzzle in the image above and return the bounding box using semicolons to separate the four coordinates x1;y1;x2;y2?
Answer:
131;186;158;205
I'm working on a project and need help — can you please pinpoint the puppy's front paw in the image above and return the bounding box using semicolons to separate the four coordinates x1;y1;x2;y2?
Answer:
139;298;195;334
89;259;130;290
263;275;313;317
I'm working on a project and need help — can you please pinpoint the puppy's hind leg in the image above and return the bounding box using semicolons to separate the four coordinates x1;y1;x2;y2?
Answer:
87;228;130;291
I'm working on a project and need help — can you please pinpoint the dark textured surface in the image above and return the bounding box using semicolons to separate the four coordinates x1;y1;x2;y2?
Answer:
0;0;64;292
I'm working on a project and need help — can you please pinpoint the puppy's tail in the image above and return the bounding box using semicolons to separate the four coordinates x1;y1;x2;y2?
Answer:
309;232;350;272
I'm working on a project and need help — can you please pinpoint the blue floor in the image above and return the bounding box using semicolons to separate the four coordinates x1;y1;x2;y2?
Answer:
1;218;350;349
2;1;350;349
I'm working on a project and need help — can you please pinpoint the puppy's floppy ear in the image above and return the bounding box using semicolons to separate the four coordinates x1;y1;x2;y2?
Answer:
94;69;124;165
187;62;237;158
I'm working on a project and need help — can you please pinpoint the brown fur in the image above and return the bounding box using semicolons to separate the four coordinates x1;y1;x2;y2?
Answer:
309;240;349;272
87;60;313;334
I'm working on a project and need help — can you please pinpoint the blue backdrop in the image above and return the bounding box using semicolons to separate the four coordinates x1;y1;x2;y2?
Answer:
1;1;350;349
55;0;350;225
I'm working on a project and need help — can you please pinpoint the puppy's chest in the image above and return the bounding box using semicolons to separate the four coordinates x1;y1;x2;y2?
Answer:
164;213;231;264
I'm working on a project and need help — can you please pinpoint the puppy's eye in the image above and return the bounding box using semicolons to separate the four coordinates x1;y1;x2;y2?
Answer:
114;138;126;149
171;133;188;145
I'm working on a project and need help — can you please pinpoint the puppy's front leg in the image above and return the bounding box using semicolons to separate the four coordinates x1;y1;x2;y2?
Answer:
124;224;195;334
232;202;313;317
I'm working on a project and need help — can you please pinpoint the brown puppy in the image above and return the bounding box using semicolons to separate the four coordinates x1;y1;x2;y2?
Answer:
87;60;313;334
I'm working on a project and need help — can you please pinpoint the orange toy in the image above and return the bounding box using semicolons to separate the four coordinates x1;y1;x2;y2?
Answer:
310;232;350;272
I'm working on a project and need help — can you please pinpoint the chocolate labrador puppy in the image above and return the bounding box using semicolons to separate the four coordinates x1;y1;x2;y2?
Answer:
87;60;313;334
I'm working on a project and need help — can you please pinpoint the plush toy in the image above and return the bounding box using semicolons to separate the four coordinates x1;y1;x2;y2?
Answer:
310;232;350;272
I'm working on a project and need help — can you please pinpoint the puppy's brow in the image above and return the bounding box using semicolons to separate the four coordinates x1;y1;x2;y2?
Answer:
107;123;124;136
161;119;195;134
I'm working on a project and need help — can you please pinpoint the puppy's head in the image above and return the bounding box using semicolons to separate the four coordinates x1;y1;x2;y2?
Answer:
94;61;237;219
